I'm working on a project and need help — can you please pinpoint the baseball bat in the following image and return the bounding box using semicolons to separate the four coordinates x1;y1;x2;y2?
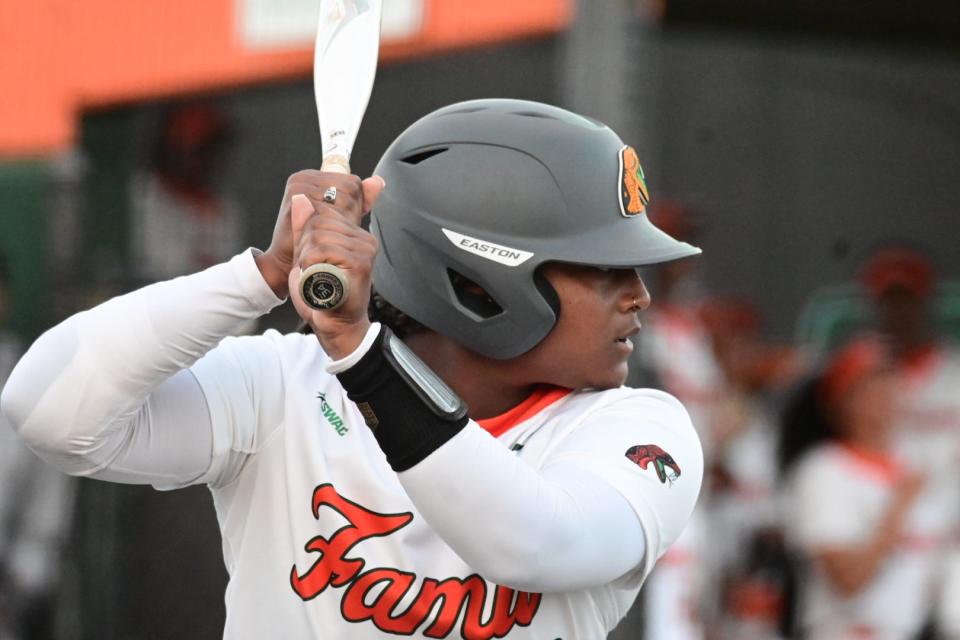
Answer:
299;0;383;311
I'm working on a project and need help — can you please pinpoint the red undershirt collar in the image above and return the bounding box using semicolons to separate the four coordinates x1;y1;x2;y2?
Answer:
476;385;572;438
837;441;902;484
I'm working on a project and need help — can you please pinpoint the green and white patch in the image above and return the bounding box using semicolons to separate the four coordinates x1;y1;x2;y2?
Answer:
317;392;349;436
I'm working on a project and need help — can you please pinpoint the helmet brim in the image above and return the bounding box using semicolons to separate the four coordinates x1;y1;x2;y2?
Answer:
553;214;702;269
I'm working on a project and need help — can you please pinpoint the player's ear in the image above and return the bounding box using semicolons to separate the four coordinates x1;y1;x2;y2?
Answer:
362;176;386;213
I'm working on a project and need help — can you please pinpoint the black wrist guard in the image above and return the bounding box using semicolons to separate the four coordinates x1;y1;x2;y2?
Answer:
336;326;469;472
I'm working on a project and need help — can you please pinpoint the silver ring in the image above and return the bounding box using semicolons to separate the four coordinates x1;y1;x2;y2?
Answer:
323;186;337;204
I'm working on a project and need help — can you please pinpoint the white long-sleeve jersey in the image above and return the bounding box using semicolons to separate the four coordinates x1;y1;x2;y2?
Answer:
1;250;703;639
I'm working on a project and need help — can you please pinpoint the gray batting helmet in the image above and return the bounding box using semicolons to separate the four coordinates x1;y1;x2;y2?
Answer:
371;99;701;360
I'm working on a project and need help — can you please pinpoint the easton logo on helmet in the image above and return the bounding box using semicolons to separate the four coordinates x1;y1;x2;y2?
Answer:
618;146;650;218
442;229;534;267
625;444;681;485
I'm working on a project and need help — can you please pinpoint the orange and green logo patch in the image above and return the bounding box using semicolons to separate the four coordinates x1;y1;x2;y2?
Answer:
618;145;650;217
625;444;681;485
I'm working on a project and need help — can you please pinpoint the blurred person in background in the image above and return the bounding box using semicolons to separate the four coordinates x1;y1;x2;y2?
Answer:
130;101;245;282
859;245;960;638
627;200;721;450
625;200;717;640
782;337;941;640
698;297;800;640
0;253;75;639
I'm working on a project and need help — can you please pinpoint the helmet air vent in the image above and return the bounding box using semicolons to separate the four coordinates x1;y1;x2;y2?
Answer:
401;147;449;165
511;111;558;120
442;106;487;116
447;269;504;319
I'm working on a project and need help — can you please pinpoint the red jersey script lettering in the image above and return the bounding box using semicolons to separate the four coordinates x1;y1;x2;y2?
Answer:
290;484;542;638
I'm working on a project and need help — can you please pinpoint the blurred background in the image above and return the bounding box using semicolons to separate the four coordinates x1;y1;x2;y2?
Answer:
2;0;960;638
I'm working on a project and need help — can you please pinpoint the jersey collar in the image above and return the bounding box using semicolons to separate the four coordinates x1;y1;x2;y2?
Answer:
476;385;572;438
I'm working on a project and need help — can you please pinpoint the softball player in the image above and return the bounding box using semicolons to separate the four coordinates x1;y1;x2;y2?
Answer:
2;100;703;639
783;337;941;640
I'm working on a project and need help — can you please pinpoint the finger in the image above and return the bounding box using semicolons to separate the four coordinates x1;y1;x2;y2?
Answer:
296;233;376;263
288;176;362;216
297;246;369;279
361;176;387;214
312;177;364;226
290;194;315;251
297;205;377;263
308;185;359;211
303;208;379;254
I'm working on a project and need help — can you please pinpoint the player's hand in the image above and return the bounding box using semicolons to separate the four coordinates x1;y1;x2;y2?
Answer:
257;170;370;298
284;173;385;359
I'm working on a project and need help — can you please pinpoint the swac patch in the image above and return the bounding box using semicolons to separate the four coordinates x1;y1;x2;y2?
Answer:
618;146;650;217
317;392;348;436
625;444;680;485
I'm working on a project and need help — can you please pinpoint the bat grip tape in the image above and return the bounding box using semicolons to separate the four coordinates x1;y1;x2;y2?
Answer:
336;326;468;472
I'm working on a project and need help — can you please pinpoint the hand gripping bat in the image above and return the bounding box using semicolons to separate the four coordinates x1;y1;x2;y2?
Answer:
299;0;383;310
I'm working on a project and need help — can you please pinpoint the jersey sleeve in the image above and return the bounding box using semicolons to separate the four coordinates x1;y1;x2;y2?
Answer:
396;389;703;592
188;331;293;488
0;250;285;489
543;389;704;579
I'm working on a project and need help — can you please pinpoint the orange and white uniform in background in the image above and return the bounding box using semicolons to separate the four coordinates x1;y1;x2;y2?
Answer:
130;171;245;281
129;104;244;284
632;305;723;455
629;304;723;640
785;443;951;640
891;344;960;635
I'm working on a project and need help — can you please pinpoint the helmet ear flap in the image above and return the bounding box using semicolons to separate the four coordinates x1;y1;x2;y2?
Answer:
533;267;560;324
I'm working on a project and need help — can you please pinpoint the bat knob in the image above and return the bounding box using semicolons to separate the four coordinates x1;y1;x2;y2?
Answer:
300;263;349;310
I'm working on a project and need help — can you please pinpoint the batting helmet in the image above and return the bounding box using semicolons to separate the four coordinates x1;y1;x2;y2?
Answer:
371;99;701;360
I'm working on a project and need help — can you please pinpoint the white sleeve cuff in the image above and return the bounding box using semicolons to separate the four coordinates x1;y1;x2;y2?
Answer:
238;249;287;311
325;322;382;374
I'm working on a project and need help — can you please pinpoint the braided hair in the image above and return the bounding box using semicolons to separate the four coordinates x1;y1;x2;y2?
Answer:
297;290;427;340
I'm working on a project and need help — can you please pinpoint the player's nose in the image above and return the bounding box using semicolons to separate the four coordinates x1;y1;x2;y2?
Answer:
619;269;650;312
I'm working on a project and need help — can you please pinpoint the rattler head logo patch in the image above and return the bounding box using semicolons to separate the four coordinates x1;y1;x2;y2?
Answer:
625;444;681;485
618;145;650;218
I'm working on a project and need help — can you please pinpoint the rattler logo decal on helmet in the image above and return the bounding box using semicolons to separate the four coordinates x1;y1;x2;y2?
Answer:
618;146;650;217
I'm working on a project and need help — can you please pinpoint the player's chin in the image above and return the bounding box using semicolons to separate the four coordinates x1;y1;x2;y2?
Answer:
588;362;630;391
